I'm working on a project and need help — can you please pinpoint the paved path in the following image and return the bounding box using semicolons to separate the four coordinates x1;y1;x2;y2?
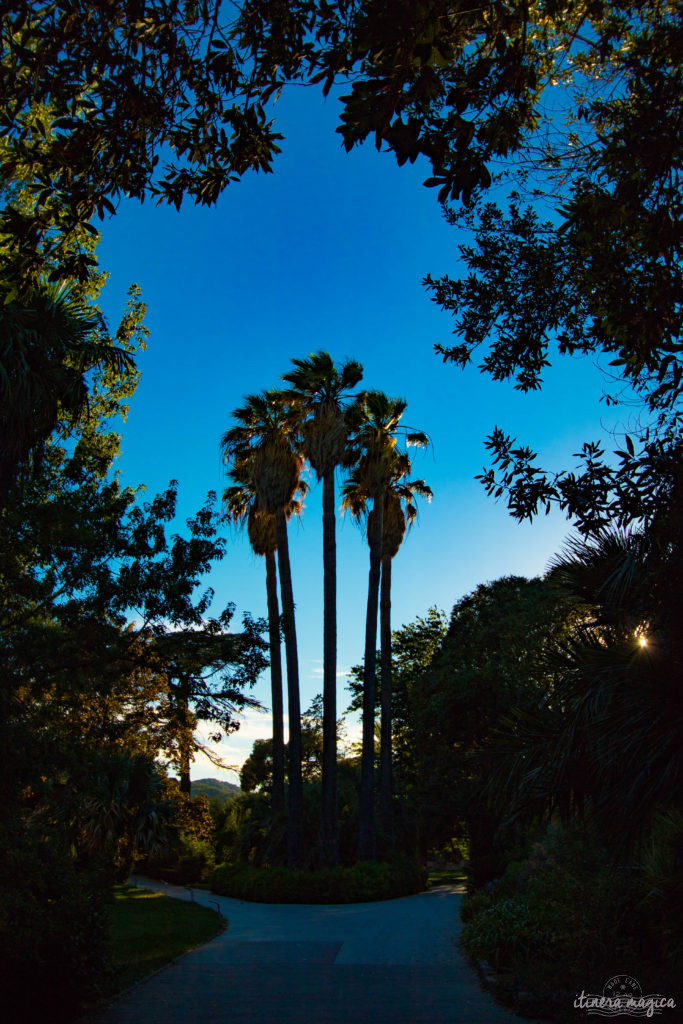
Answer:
85;877;539;1024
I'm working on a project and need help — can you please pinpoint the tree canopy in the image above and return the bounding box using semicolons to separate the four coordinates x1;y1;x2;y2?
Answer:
5;0;679;540
423;0;681;533
0;0;282;283
0;255;267;1018
410;577;575;873
8;0;668;282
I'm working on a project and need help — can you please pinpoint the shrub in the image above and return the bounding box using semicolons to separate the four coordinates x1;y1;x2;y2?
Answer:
459;881;495;924
210;858;427;904
171;836;215;885
460;823;678;1020
213;764;365;869
463;897;547;969
213;791;280;866
139;833;215;885
0;821;109;1024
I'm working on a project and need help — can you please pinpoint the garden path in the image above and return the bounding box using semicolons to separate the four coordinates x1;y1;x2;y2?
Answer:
84;876;540;1024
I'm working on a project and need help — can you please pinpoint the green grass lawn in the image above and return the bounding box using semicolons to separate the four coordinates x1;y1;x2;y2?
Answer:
427;869;467;887
107;884;225;996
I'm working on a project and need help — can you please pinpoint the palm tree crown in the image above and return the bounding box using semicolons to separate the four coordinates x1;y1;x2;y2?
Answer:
281;351;363;478
221;391;303;514
346;390;429;494
0;281;135;498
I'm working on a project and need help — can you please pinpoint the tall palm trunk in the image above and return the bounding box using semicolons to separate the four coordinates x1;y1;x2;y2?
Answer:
379;551;394;850
275;510;304;867
265;547;285;819
358;491;383;861
320;470;339;865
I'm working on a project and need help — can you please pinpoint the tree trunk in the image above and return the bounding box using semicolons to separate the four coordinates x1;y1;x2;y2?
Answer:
178;749;192;796
265;547;285;820
176;678;192;796
320;470;339;866
275;510;304;868
358;490;383;861
379;552;394;851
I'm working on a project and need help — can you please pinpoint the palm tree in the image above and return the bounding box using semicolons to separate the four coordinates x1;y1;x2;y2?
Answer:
281;351;363;866
221;391;306;867
223;468;286;819
544;527;680;845
343;391;428;859
0;281;134;500
371;473;432;847
77;750;168;880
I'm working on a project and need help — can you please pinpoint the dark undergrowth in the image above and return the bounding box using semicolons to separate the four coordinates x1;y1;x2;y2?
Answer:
210;857;427;903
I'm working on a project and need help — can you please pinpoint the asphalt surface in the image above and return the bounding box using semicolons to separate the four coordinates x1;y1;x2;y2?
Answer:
84;877;538;1024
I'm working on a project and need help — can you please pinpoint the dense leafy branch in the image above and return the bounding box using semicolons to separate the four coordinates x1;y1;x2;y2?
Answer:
1;0;593;284
477;421;683;535
1;0;284;283
425;0;681;533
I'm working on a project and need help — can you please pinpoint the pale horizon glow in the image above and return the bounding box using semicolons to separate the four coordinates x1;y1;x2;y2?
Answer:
190;710;363;783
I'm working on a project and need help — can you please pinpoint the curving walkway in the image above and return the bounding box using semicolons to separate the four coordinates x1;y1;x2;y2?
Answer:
84;877;540;1024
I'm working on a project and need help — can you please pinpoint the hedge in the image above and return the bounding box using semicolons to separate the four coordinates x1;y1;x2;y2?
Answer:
210;858;427;904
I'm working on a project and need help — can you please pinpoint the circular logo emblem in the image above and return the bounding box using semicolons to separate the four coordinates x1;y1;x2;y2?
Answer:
603;975;642;999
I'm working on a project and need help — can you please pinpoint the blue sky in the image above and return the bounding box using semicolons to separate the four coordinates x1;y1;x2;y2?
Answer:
95;84;620;780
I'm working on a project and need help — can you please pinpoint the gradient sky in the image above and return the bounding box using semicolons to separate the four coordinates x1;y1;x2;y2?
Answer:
95;83;621;781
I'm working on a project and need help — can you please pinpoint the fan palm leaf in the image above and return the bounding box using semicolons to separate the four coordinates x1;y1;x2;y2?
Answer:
0;281;135;497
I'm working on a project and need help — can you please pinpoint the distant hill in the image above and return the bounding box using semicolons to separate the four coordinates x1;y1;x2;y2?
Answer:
191;778;241;803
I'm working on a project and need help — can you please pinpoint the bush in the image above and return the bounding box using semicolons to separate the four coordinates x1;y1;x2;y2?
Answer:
213;791;281;866
460;823;679;1021
0;821;110;1024
139;834;215;885
162;783;214;841
171;836;215;885
213;763;366;869
459;881;496;924
464;832;641;968
210;857;427;904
